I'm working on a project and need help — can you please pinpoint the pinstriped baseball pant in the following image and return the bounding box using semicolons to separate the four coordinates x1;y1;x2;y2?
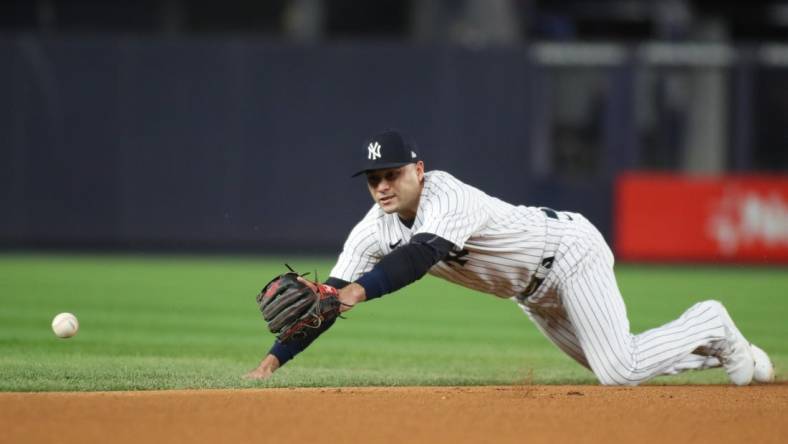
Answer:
518;214;726;386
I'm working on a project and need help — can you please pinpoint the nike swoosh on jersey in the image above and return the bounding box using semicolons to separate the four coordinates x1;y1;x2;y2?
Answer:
389;239;402;249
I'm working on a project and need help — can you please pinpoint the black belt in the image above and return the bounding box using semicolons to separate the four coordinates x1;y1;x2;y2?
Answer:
540;207;572;221
522;256;554;297
521;207;567;298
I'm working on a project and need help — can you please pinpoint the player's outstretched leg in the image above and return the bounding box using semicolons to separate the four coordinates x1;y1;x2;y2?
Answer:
560;251;760;385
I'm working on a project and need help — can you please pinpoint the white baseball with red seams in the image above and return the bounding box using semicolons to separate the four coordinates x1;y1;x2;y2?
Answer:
52;312;79;339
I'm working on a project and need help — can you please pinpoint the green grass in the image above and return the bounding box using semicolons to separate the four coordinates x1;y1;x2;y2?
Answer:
0;253;786;391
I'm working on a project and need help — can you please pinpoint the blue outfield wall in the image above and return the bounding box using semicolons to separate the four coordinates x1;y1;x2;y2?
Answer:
0;36;613;253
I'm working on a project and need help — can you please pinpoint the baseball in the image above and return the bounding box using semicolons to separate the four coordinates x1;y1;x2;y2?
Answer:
51;312;79;338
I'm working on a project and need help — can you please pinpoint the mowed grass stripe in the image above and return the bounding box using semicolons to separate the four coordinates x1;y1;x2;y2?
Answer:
0;254;785;391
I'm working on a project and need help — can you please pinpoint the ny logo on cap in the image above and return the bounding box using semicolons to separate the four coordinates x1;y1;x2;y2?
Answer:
368;142;382;160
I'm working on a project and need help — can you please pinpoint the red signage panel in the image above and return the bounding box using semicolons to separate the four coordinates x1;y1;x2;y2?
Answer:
615;173;788;263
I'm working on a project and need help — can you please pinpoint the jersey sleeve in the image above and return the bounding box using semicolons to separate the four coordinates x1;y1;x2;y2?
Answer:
329;207;385;282
413;173;489;249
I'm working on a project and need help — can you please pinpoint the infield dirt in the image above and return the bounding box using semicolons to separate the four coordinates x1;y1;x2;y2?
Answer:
2;384;787;444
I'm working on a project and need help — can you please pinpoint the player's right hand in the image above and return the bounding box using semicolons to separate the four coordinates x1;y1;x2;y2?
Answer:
336;283;366;312
244;354;280;380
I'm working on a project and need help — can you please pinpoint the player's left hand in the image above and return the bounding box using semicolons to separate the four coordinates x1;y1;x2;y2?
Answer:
256;269;346;342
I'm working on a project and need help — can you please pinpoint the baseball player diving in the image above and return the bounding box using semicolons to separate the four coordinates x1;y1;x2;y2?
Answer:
247;130;775;386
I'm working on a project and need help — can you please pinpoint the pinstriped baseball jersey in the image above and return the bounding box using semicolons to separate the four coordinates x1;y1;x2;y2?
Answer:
330;170;554;297
330;169;766;386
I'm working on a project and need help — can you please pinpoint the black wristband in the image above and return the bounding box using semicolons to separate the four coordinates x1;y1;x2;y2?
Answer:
268;316;337;365
355;233;454;299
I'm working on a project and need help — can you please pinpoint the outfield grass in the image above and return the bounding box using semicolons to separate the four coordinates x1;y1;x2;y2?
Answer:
0;253;785;391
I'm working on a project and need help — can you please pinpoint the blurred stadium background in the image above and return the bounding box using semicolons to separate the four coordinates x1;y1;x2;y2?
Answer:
1;0;786;260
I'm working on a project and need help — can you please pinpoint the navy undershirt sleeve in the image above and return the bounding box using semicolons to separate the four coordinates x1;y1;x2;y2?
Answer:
355;233;454;300
267;276;349;366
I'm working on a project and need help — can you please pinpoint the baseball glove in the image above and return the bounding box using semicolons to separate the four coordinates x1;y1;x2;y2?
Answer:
256;266;343;342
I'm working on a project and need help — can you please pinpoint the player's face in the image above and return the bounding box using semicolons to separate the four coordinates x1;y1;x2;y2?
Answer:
366;161;425;219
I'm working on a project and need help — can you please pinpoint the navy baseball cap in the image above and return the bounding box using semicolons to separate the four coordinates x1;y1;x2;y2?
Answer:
351;130;419;177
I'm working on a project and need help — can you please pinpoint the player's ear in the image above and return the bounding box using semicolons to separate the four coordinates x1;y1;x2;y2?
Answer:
415;161;425;181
